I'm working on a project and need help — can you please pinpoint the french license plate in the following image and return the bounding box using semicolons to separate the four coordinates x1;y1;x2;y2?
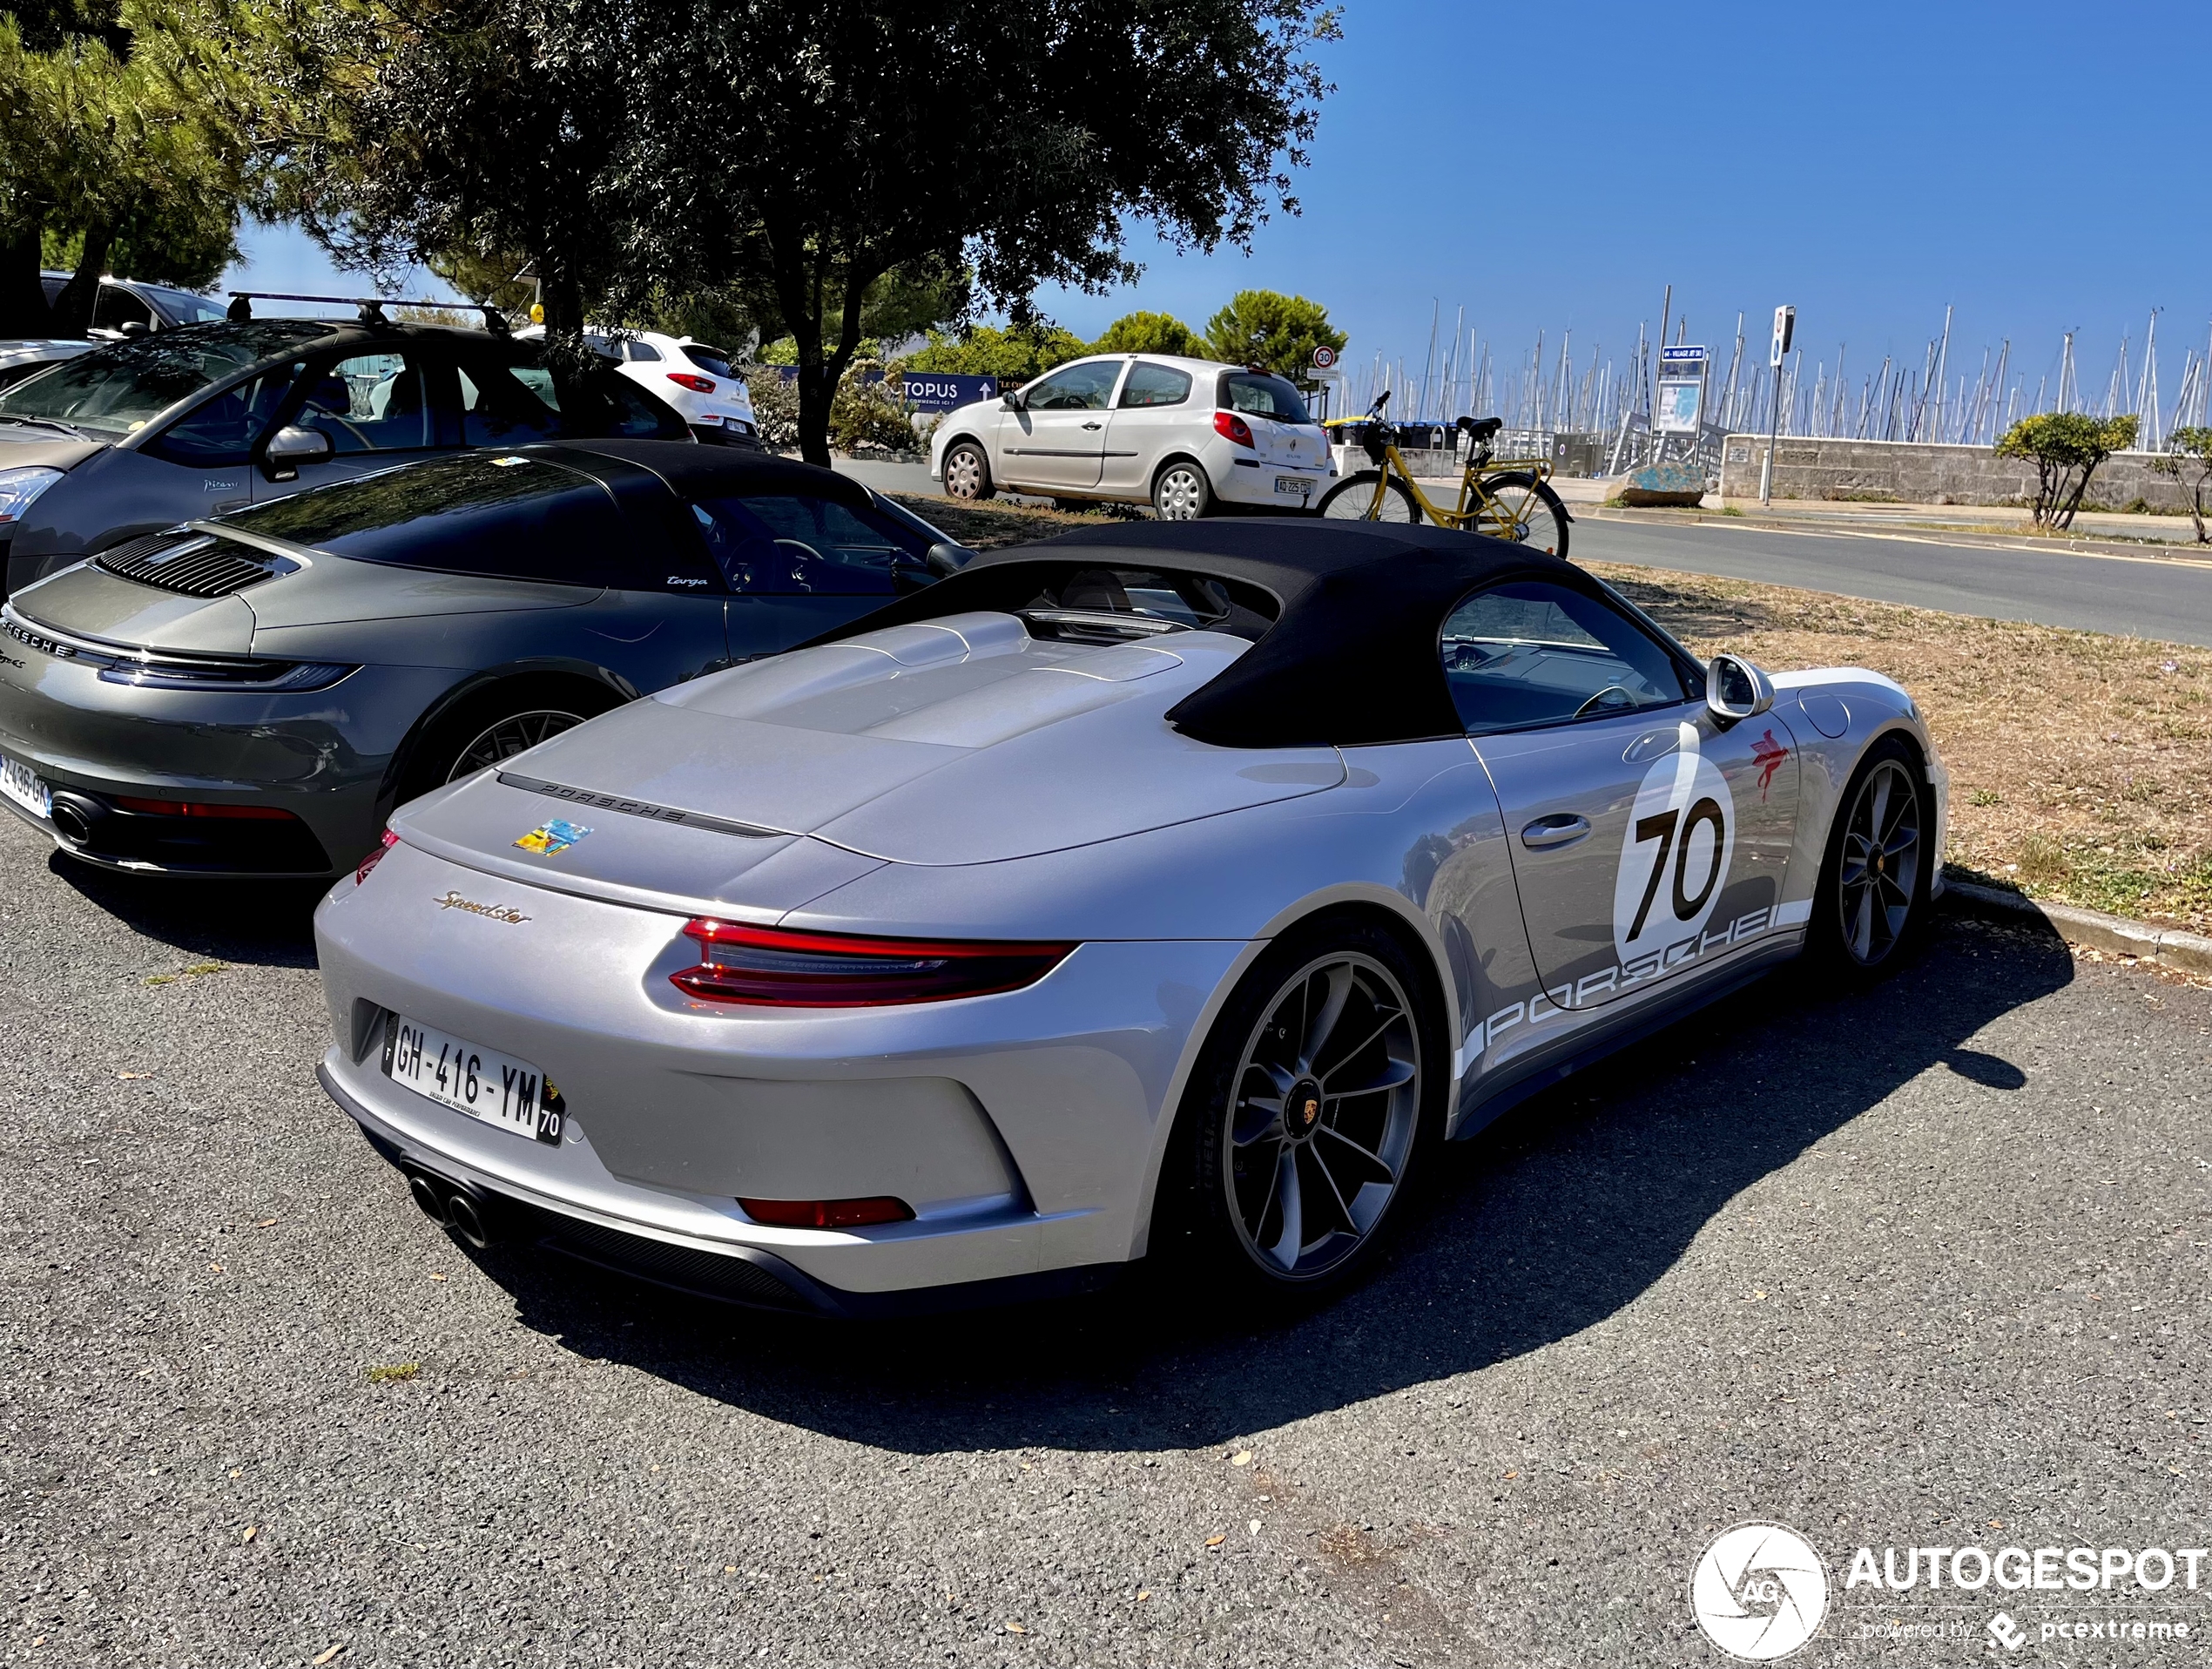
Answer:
381;1013;564;1145
0;754;51;821
1274;476;1312;496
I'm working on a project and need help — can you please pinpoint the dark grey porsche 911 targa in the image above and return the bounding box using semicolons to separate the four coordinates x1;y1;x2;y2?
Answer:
0;441;962;877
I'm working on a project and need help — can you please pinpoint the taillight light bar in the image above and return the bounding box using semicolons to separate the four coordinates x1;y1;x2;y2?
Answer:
738;1195;913;1229
114;795;299;821
355;828;399;885
666;372;718;394
670;919;1075;1007
1214;410;1255;448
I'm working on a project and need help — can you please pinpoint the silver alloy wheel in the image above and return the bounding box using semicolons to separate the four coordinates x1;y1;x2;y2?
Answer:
1154;463;1209;520
447;710;587;782
1223;952;1421;1280
942;444;986;500
1836;758;1922;965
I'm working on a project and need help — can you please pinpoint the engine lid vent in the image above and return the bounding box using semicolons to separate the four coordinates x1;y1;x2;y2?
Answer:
94;533;297;598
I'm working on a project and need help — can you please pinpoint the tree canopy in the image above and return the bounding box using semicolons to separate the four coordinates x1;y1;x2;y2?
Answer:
901;322;1089;382
1202;288;1345;380
1994;411;2140;530
1092;310;1202;358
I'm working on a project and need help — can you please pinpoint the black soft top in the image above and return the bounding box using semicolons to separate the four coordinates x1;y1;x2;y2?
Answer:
813;518;1656;748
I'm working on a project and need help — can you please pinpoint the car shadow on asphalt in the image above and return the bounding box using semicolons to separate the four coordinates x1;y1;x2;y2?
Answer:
48;852;327;969
475;911;2074;1453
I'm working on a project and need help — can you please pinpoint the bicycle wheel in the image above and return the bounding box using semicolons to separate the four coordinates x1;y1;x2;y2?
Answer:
1318;471;1420;524
1464;471;1569;557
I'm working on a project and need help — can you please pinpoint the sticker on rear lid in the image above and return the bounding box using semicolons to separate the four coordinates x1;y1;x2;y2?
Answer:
514;818;591;856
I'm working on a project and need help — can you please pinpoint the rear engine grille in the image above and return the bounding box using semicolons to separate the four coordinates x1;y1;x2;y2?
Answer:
95;534;294;598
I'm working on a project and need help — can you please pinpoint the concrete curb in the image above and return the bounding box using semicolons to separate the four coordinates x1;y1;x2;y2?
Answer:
1941;875;2212;975
1581;503;2212;566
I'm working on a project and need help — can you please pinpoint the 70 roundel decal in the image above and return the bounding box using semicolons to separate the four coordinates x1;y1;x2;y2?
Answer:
1610;724;1736;963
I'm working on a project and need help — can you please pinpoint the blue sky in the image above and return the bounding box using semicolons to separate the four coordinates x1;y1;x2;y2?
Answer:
231;0;2210;407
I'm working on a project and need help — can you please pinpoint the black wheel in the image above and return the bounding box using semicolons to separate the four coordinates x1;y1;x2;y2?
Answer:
1152;459;1212;520
941;441;993;502
1157;915;1445;1297
1318;470;1421;524
1465;471;1569;557
1808;736;1930;976
396;678;624;804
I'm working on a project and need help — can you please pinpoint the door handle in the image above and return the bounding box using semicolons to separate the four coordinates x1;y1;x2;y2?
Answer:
1521;814;1591;850
1081;420;1103;429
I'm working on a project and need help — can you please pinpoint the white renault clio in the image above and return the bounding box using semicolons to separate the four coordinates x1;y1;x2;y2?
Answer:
929;354;1332;518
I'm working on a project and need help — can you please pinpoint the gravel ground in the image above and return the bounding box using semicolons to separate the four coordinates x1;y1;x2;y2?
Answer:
2;812;2208;1668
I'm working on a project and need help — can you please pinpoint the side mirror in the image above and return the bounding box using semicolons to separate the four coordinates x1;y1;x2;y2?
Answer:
1000;389;1024;411
263;423;333;482
1706;652;1776;726
924;540;971;578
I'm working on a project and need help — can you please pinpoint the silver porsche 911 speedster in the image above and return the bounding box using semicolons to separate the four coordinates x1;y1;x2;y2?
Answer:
313;519;1947;1315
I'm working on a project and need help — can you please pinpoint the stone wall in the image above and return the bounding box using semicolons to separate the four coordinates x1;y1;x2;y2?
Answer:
1716;435;2195;513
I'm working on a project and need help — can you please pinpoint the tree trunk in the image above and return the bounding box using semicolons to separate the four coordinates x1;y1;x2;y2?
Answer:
0;230;51;339
49;224;114;338
538;260;586;336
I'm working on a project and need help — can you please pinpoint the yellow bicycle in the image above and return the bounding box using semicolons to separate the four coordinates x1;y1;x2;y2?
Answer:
1317;392;1571;557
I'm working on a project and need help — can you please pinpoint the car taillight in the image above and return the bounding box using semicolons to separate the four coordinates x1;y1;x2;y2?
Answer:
114;795;299;821
1214;410;1255;448
670;919;1075;1007
738;1195;914;1229
355;828;399;885
666;373;717;394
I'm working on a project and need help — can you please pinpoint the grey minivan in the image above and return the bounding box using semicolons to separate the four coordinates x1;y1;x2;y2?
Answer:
0;319;689;598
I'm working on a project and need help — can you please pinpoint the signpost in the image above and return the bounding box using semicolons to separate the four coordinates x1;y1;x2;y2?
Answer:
1759;305;1795;505
1654;344;1708;434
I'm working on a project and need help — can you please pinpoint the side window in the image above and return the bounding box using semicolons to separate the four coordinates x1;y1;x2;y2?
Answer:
1023;361;1120;410
293;351;435;453
145;365;303;466
1119;362;1192;408
626;340;663;362
456;360;563;446
92;285;155;333
690;495;920;596
1441;579;1688;733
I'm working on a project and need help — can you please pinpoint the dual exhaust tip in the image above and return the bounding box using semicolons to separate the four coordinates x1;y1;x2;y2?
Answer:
404;1168;502;1249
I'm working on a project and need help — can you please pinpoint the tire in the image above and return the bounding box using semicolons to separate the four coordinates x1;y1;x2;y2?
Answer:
1318;470;1421;524
396;677;624;804
1152;459;1213;520
1806;735;1931;977
1154;914;1446;1300
941;441;993;502
1465;471;1570;557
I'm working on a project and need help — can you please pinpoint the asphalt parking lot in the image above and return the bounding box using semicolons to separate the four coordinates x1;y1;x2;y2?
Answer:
3;814;2208;1668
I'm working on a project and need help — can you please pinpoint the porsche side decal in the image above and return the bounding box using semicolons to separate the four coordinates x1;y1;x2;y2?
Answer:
1610;722;1735;964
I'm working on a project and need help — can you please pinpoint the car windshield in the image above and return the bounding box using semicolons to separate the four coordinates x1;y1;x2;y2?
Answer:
0;322;327;438
1222;372;1312;425
139;284;228;326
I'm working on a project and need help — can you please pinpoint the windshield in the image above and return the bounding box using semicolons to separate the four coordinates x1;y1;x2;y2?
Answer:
1222;372;1312;425
0;322;327;438
139;285;228;326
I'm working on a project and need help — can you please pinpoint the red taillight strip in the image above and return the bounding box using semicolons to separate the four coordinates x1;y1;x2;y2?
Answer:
355;828;399;885
114;795;299;821
738;1195;913;1229
671;918;1076;1008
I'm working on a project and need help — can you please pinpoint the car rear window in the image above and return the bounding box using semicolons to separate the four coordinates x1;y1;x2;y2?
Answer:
1220;372;1312;425
0;322;327;438
680;343;737;379
224;452;637;587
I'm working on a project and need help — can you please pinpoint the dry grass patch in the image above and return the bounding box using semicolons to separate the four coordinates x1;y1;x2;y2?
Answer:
1590;563;2212;932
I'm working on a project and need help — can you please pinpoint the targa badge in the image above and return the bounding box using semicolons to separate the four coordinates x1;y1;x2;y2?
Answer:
514;818;591;856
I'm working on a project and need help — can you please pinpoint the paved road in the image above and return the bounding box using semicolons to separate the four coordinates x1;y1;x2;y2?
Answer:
4;814;2209;1666
844;460;2212;646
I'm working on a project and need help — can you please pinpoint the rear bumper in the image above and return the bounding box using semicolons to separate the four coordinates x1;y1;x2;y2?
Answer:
1204;440;1330;509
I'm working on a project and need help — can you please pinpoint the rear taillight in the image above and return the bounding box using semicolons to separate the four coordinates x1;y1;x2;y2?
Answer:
355;828;399;885
666;373;717;394
670;919;1075;1007
738;1196;914;1229
1214;410;1254;448
114;795;298;821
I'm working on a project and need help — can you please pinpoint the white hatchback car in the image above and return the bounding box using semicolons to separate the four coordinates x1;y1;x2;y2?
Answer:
522;327;761;448
928;353;1333;518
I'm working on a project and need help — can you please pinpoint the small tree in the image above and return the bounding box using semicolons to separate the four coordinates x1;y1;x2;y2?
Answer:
1092;310;1199;357
2152;427;2212;544
1993;411;2140;530
1201;288;1345;378
900;322;1088;382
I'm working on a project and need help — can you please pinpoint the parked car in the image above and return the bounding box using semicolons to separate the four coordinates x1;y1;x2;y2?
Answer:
39;271;231;338
521;327;760;449
0;317;691;598
928;354;1335;520
0;339;93;394
0;440;968;878
309;517;1946;1316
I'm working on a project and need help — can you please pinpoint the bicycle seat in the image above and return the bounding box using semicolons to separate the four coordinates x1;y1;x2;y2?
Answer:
1457;416;1503;441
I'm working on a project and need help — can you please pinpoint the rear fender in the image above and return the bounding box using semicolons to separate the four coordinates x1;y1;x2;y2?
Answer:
376;658;641;817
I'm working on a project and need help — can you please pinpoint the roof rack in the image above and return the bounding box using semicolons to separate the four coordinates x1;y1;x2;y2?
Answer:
224;293;509;334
